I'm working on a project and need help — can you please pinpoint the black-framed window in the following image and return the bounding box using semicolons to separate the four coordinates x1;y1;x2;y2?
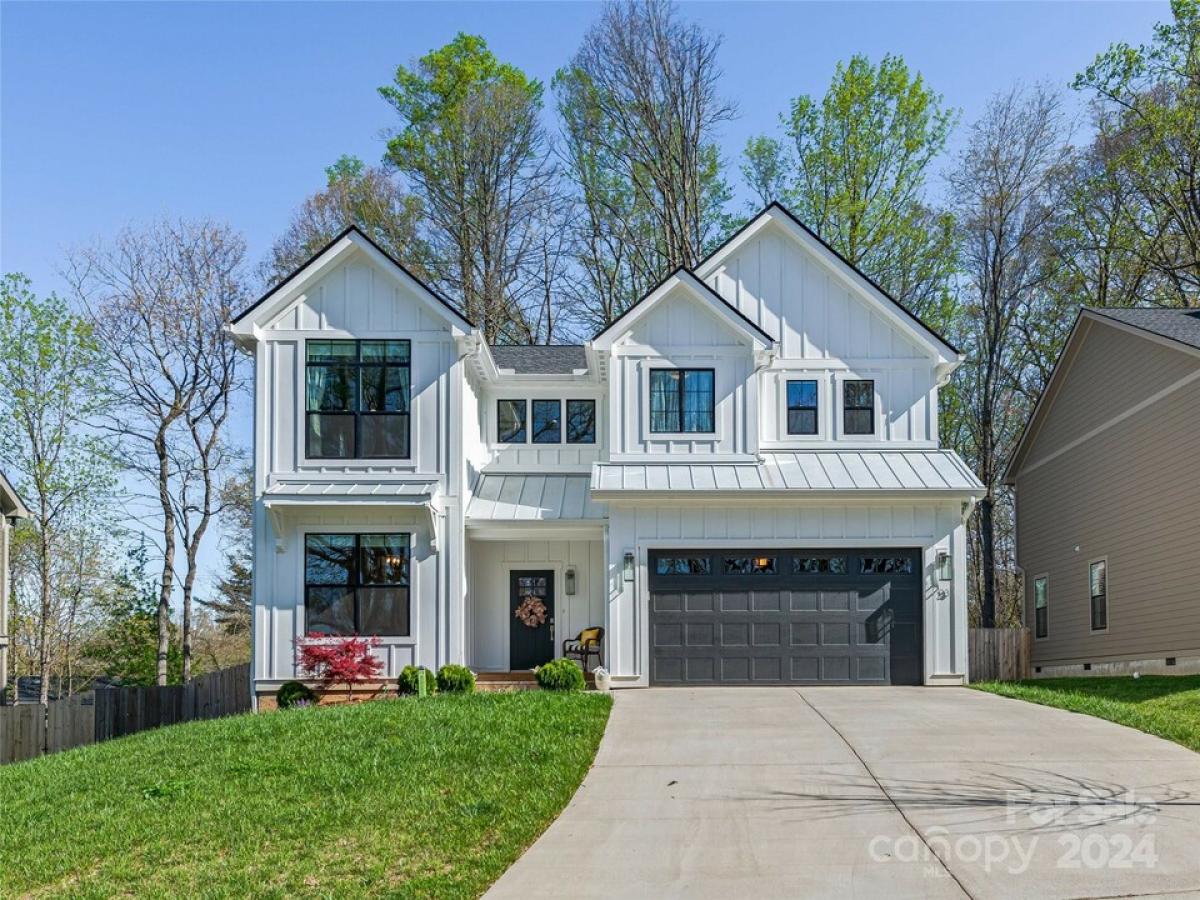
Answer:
497;400;527;443
305;533;410;636
566;399;596;444
794;556;847;574
724;556;777;575
655;556;712;575
1034;576;1048;638
787;380;819;435
860;556;913;574
843;380;875;435
1089;560;1107;631
532;400;561;444
650;369;714;433
306;340;410;459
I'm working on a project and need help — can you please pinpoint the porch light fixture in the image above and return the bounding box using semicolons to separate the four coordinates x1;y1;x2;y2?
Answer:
623;551;635;582
935;550;952;582
565;568;576;595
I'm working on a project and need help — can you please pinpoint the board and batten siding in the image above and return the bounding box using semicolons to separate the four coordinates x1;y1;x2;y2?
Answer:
604;500;969;686
1016;332;1200;667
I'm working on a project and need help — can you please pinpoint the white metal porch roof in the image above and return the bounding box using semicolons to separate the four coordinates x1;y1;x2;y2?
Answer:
262;479;439;505
467;474;606;522
591;450;983;498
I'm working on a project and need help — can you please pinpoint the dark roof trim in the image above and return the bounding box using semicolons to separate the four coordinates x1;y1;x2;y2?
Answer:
701;202;961;357
592;266;776;345
231;224;474;329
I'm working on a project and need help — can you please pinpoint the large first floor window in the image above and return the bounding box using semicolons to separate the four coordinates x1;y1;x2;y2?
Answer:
1089;560;1107;631
1034;575;1048;638
650;368;714;433
306;339;411;459
305;533;410;635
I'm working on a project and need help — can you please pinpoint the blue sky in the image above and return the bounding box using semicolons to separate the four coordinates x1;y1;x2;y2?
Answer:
0;0;1171;596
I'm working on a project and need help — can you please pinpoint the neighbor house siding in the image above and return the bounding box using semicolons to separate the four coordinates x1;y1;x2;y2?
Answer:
1015;331;1200;667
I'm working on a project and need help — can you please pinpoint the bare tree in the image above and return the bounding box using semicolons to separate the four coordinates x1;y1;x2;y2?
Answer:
68;221;247;684
948;85;1072;627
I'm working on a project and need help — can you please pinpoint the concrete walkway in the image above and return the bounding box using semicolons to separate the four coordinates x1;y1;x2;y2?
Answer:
487;687;1200;900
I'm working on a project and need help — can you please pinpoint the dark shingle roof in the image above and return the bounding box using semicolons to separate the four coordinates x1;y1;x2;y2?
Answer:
1088;307;1200;351
489;345;588;375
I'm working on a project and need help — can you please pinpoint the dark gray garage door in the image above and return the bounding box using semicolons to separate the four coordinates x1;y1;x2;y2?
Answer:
649;548;923;685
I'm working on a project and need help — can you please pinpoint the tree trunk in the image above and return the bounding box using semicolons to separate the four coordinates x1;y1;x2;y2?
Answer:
978;493;997;628
155;434;176;686
37;513;51;707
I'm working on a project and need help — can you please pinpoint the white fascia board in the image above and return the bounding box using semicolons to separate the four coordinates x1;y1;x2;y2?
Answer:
696;211;960;367
0;471;29;519
592;270;774;353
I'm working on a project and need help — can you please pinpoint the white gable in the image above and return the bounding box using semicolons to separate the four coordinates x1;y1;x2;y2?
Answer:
697;210;957;367
626;288;752;349
267;252;451;334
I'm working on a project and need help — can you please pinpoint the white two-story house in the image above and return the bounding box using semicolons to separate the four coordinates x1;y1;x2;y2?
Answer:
229;204;983;705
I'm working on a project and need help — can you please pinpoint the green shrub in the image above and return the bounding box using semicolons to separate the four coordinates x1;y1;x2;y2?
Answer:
276;681;317;709
397;665;438;696
536;658;585;692
437;664;476;694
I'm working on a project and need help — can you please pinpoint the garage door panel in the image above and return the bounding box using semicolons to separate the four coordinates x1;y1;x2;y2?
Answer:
649;548;923;686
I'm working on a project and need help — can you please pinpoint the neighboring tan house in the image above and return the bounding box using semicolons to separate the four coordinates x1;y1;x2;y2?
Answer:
228;203;984;706
0;470;30;701
1006;307;1200;677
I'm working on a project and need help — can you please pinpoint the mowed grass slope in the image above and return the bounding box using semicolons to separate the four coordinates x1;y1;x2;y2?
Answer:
973;674;1200;753
0;692;612;898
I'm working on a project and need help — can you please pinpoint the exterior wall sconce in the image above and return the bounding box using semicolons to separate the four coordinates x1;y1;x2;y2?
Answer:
935;550;952;582
623;551;635;582
565;568;576;595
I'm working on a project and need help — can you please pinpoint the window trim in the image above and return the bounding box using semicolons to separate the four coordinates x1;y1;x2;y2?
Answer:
303;338;412;461
1032;573;1049;640
1088;557;1108;633
785;378;821;437
840;378;877;438
303;531;412;637
647;367;716;436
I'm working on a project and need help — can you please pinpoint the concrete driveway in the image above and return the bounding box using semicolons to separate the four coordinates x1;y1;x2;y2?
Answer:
487;687;1200;899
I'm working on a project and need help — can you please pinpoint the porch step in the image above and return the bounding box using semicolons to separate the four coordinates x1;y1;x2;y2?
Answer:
475;670;596;692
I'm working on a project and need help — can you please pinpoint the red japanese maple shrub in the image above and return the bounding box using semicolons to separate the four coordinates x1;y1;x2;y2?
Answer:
295;633;384;701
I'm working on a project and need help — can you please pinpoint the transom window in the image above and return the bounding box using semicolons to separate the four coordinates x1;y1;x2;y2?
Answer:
861;556;912;574
724;556;777;575
497;398;596;444
305;533;410;636
650;369;715;433
1034;576;1048;638
843;380;875;436
786;380;819;435
655;556;712;575
794;556;848;575
306;340;410;459
1089;560;1107;631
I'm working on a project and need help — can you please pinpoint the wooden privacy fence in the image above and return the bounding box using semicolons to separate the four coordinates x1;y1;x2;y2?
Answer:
969;627;1032;682
0;663;250;765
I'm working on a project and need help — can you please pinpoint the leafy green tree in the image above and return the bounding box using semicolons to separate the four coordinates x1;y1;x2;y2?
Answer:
262;155;428;286
0;275;114;704
380;33;556;341
743;54;957;322
1074;0;1200;306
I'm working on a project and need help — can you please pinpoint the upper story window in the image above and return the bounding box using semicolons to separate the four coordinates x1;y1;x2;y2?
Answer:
1089;560;1107;631
843;380;875;436
305;532;410;636
650;369;714;434
786;380;819;435
306;340;410;459
1034;575;1048;638
497;398;596;444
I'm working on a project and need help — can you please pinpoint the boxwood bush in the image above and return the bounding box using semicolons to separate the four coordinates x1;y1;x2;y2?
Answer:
276;681;317;709
436;664;476;694
397;665;438;696
536;658;585;692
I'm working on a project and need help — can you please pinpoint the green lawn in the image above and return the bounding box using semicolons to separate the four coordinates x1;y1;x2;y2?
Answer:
972;675;1200;753
0;692;612;898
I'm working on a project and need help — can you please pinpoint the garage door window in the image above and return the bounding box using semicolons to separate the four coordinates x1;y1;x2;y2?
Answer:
724;556;777;575
861;557;914;574
794;556;848;574
655;556;711;575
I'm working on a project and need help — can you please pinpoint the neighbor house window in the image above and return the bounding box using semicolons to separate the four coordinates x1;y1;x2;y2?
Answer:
305;533;410;636
566;399;596;444
1089;560;1107;631
306;340;411;459
1034;576;1048;638
650;369;714;433
786;380;819;435
842;380;875;435
497;400;527;442
532;400;561;443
